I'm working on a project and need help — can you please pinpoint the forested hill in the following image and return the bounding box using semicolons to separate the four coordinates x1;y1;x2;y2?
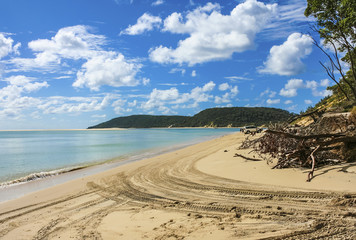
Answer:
88;107;294;129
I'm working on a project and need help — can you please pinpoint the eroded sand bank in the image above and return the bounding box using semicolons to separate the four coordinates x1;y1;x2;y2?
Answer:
0;132;355;239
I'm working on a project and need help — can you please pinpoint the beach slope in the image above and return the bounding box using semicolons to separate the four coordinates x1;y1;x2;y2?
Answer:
0;132;355;239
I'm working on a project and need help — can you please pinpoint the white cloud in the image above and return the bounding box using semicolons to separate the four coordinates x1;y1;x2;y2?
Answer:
287;104;298;111
0;33;20;59
279;78;332;98
202;81;215;92
149;0;276;65
214;85;238;104
0;75;48;119
112;99;127;114
259;33;313;76
191;70;196;77
128;100;137;107
279;78;304;97
9;25;106;71
225;76;252;81
215;93;231;104
0;75;48;100
7;26;143;91
92;114;106;118
73;53;141;91
304;99;312;105
231;86;238;95
284;100;293;104
320;78;330;87
266;98;280;104
169;68;186;75
121;13;162;35
305;80;332;97
142;77;150;86
39;95;111;114
260;88;276;98
152;0;164;6
262;0;309;39
142;81;216;113
219;83;230;91
275;1;308;25
305;80;317;89
142;87;179;111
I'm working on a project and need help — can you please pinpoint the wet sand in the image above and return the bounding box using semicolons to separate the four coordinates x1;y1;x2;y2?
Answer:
0;132;355;239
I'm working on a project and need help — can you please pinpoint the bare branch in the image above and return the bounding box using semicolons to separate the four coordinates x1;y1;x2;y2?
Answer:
233;153;262;161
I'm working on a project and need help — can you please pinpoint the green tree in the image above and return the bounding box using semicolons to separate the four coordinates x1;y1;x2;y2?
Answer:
305;0;356;105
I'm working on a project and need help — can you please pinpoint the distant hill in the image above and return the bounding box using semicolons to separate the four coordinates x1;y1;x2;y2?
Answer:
88;107;294;129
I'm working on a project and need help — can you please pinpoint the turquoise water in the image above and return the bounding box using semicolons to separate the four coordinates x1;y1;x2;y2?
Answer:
0;128;238;185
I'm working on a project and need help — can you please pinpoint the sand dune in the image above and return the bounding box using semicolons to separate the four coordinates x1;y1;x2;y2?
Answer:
0;132;355;239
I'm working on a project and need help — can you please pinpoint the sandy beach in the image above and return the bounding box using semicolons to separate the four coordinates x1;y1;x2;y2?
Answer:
0;132;355;239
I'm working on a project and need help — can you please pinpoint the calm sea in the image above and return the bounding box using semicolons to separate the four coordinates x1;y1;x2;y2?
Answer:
0;128;238;186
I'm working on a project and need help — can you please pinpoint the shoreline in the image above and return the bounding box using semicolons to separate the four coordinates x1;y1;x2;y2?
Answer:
1;132;355;239
0;128;127;132
0;127;241;132
0;131;236;203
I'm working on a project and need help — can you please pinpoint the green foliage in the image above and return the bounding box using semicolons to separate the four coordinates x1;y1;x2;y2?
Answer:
88;115;188;128
88;107;294;129
305;0;356;105
305;0;356;57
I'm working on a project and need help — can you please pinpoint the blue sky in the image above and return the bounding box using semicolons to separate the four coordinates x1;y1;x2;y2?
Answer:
0;0;336;129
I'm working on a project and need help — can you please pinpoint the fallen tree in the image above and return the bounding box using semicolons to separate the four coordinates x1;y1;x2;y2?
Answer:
239;110;356;182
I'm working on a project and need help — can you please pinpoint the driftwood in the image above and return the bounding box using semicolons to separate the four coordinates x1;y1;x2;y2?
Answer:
239;112;356;182
234;153;262;161
288;108;324;123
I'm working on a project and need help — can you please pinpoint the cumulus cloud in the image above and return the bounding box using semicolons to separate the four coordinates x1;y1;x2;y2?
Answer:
7;26;97;70
112;99;127;114
260;88;276;98
0;33;20;59
219;83;230;91
142;77;150;86
320;79;330;87
10;25;106;71
266;98;280;104
121;13;162;35
305;99;312;105
7;26;142;91
73;53;140;91
306;80;332;97
214;85;238;104
279;78;304;97
0;75;48;100
142;81;216;113
0;75;48;119
279;78;332;98
259;33;313;76
149;0;276;65
142;87;179;112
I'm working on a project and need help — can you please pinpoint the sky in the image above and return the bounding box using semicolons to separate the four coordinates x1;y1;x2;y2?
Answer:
0;0;337;129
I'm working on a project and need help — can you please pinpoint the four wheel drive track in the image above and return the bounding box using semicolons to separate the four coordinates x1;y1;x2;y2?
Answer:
0;146;355;239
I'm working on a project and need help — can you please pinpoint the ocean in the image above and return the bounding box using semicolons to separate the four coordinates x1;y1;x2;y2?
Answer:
0;128;238;187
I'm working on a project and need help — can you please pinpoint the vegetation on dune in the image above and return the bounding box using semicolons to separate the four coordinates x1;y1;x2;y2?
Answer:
88;107;293;129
